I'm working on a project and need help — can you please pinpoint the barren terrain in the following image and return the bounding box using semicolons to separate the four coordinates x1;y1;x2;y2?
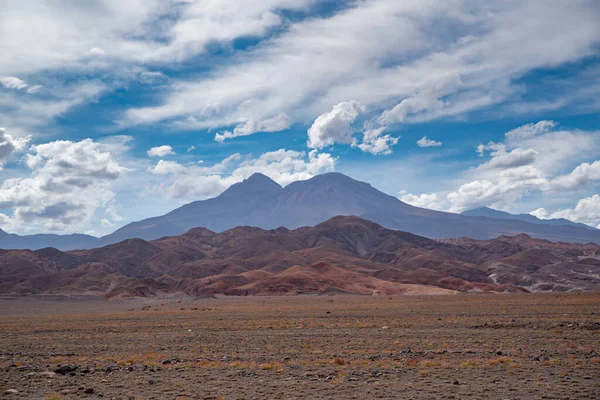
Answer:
3;217;600;299
1;293;599;399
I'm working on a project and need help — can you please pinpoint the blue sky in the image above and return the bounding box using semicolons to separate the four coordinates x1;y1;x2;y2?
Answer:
0;0;599;236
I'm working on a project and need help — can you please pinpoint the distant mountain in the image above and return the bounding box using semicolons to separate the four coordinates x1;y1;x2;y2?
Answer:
0;228;97;251
462;207;593;230
3;216;600;298
97;172;600;247
4;172;600;251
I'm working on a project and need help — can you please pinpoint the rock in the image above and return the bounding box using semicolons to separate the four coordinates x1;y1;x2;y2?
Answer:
41;371;56;378
381;326;389;330
4;389;18;394
84;388;94;394
148;379;155;385
54;365;78;375
454;380;460;385
103;365;116;373
161;359;172;365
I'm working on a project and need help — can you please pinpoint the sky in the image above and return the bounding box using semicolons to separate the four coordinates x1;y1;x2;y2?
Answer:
0;0;600;236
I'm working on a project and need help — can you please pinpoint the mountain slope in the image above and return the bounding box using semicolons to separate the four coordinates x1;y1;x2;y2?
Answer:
98;172;600;246
2;216;599;297
0;228;97;251
462;207;592;230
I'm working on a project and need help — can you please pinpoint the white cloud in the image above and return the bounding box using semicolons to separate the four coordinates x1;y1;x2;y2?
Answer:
399;191;442;210
0;76;42;95
0;1;597;143
0;138;127;232
122;1;600;137
505;120;557;140
186;145;195;152
416;136;442;148
147;145;176;157
531;195;600;228
352;128;398;155
148;149;336;199
0;127;30;169
0;76;28;90
378;75;462;125
307;101;365;149
549;160;600;191
445;122;600;212
214;113;291;142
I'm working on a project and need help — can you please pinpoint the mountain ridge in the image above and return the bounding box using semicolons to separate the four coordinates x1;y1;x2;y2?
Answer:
96;172;600;248
2;215;599;298
2;172;599;250
462;207;593;230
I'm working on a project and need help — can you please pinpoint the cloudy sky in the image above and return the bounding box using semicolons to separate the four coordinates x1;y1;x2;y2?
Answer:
1;0;599;236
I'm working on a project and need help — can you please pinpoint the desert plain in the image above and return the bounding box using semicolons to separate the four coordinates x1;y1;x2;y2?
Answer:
1;293;599;399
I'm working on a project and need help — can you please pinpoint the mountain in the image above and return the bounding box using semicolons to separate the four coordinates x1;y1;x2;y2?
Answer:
462;207;593;230
0;228;97;251
2;216;599;298
3;172;600;251
97;172;600;247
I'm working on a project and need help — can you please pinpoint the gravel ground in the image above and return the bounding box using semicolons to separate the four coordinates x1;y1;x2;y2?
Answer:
1;293;599;399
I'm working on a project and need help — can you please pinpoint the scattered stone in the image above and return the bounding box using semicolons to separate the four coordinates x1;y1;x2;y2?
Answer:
84;388;94;394
381;326;389;330
54;365;78;375
148;379;156;385
4;389;18;394
454;380;460;385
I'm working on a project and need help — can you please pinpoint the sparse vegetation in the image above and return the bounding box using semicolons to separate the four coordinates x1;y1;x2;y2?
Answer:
0;293;598;398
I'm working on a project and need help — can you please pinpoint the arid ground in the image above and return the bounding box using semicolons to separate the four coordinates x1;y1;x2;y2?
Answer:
1;294;599;399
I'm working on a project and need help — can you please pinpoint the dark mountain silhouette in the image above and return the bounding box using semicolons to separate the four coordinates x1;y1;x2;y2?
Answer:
97;172;600;247
462;207;593;230
2;216;599;298
0;228;97;251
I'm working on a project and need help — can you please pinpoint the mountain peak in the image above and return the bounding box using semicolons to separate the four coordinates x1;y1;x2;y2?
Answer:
246;172;278;184
219;173;281;198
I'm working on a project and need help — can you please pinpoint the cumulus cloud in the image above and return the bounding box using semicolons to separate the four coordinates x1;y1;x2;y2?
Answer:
399;191;442;210
307;101;364;149
445;122;600;212
147;145;176;157
531;195;600;228
0;127;30;169
416;136;442;148
306;102;400;154
352;128;398;155
148;149;336;199
0;138;127;232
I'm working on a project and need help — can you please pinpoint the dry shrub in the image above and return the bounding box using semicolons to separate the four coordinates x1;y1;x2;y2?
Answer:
333;357;345;366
